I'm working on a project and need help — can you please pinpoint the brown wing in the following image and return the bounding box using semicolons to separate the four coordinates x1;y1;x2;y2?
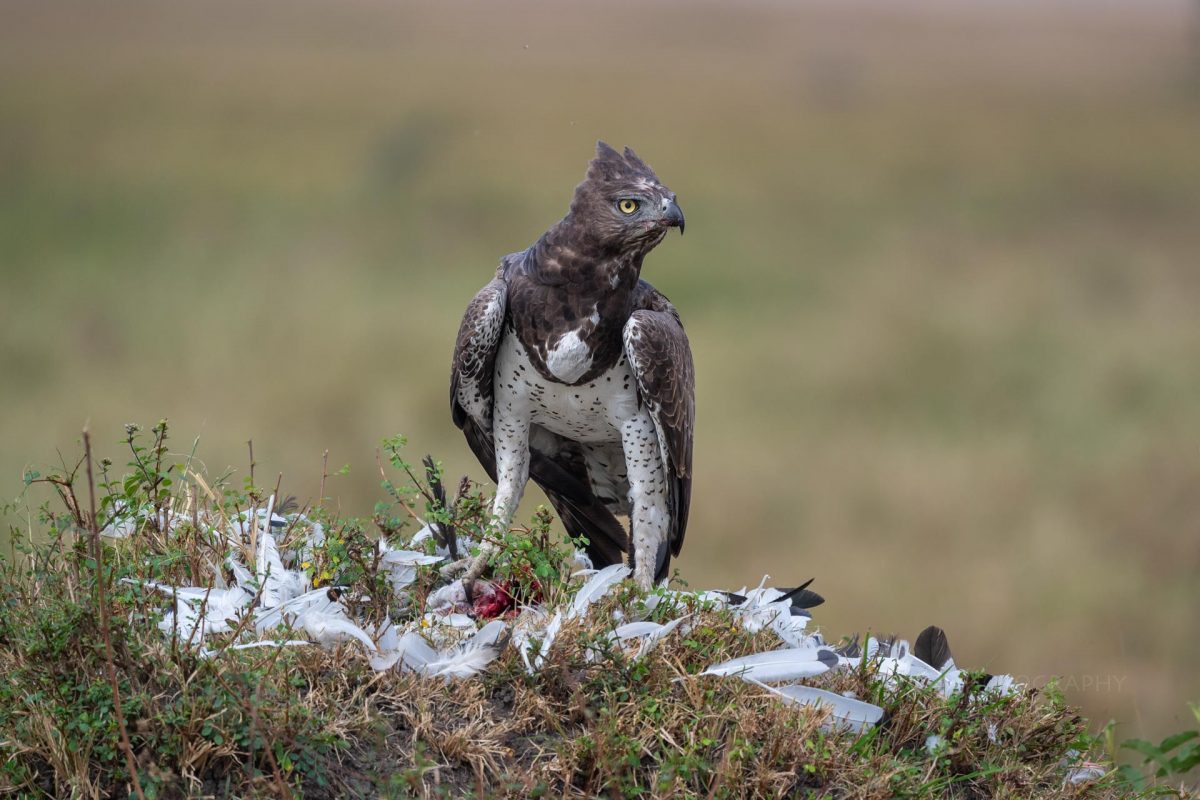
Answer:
450;277;507;480
622;285;695;575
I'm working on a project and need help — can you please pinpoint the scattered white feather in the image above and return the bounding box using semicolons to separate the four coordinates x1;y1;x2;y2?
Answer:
408;523;434;545
159;596;244;641
725;578;810;636
596;615;691;662
636;584;705;620
288;519;326;568
296;609;377;652
205;559;229;590
985;674;1020;696
865;640;970;698
427;619;507;679
1065;763;1107;785
420;612;478;646
521;610;563;673
423;612;476;629
256;529;306;608
123;578;252;642
123;494;1025;747
199;640;310;659
756;682;885;732
511;609;545;673
569;549;593;573
568;563;630;619
253;587;339;633
398;620;508;680
100;517;138;538
226;555;254;592
770;611;815;648
236;498;288;535
100;501;152;538
702;646;839;683
379;540;443;595
369;618;405;671
612;620;667;640
379;546;444;566
395;631;441;672
410;522;477;560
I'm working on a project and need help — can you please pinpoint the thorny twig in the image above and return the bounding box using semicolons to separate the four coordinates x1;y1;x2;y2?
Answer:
248;439;256;488
84;428;147;800
319;449;329;506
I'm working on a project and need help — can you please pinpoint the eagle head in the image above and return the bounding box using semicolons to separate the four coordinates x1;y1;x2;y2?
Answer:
567;141;685;255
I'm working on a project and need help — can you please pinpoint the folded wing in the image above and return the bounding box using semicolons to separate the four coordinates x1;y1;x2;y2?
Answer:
621;284;696;573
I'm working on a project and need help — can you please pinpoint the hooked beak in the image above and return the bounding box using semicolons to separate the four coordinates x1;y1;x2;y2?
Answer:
663;200;685;235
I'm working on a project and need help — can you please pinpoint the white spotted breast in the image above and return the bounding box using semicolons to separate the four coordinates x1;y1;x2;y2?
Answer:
494;331;641;444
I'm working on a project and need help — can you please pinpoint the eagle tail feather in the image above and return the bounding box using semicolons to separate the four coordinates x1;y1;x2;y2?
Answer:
545;489;627;571
527;450;627;568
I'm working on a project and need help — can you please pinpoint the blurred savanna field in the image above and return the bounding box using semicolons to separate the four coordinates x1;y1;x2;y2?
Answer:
2;0;1198;754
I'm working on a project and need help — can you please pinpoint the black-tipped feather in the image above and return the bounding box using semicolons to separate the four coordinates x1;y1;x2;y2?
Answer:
777;578;825;610
720;577;825;618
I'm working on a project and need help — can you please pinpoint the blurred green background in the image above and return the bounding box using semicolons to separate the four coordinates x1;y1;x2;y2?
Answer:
2;0;1198;748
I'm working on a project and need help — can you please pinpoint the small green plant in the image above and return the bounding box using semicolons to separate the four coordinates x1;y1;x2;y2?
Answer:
1117;704;1200;790
377;433;578;606
489;505;576;604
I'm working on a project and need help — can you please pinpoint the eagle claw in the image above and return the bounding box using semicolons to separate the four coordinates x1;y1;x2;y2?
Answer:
439;553;491;583
439;558;470;578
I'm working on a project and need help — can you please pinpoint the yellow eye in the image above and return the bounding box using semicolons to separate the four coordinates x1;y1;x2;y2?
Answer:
618;199;639;215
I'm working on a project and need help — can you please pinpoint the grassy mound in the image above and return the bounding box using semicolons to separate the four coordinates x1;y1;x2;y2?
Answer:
0;424;1175;798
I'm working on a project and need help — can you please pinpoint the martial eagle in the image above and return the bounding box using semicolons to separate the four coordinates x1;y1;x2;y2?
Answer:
449;142;695;589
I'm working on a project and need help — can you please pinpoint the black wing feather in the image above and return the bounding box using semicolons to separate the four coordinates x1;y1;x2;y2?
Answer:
914;625;954;670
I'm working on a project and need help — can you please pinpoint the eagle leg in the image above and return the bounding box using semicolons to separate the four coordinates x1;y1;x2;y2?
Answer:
448;409;532;583
621;410;670;589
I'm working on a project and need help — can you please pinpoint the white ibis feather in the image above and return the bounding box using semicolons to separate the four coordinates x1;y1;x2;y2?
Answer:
702;647;840;683
406;619;508;679
568;563;630;619
756;682;884;732
257;530;305;608
297;609;377;652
